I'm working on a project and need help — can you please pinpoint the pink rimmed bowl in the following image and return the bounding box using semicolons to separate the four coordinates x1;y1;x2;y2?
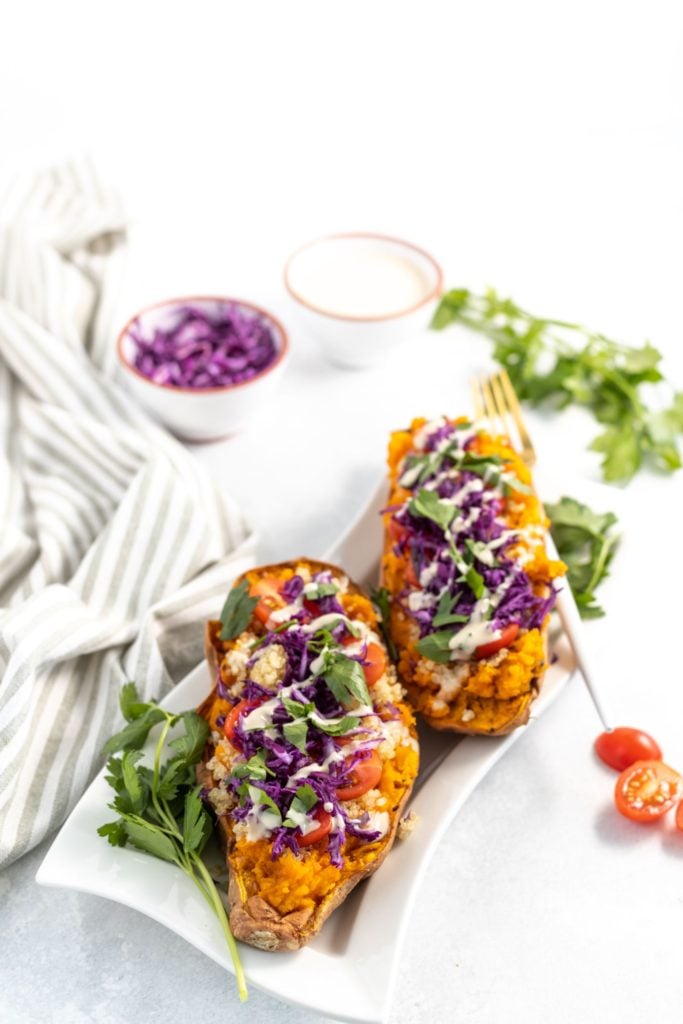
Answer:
116;296;289;442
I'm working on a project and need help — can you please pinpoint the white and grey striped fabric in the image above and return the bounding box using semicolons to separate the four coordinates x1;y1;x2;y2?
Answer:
0;159;257;868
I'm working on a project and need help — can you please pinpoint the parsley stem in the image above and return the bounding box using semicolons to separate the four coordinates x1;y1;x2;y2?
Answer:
151;716;183;840
190;851;248;1001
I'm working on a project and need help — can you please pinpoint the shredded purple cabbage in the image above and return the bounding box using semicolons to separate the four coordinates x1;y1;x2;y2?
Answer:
128;302;278;389
392;420;558;641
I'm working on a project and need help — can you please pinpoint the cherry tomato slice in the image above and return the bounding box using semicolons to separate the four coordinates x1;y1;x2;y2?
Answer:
675;801;683;833
474;622;519;660
297;807;332;847
594;727;663;772
340;636;387;686
223;699;258;747
405;558;420;587
336;749;383;800
362;643;387;685
388;518;409;545
303;598;322;619
614;760;682;823
249;576;285;626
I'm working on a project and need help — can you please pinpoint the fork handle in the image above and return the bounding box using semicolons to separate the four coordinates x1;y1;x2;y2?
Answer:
546;535;613;732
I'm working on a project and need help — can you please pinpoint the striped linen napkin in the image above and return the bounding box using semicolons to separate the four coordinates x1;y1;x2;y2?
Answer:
0;160;257;868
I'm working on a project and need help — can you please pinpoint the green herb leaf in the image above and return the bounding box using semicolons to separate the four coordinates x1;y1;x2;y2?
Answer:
156;757;193;801
407;489;456;532
291;783;318;813
102;706;167;756
219;579;259;641
123;817;179;863
183;788;212;855
231;748;272;781
463;566;485;600
321;653;372;708
281;697;313;719
370;586;397;661
432;590;469;628
119;682;150;722
283;718;309;752
304;581;339;600
97;819;128;847
168;712;210;767
245;784;282;824
308;711;358;736
546;495;619;618
283;784;319;828
415;630;454;664
121;750;146;815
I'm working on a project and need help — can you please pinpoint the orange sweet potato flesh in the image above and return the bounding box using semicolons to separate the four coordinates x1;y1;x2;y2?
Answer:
381;420;565;737
197;559;419;952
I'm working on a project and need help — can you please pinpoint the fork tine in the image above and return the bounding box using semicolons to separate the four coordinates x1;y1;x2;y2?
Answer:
498;369;536;465
489;373;515;442
470;376;485;422
479;373;498;426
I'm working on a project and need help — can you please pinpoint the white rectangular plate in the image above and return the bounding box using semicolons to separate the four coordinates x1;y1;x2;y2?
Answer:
37;477;576;1024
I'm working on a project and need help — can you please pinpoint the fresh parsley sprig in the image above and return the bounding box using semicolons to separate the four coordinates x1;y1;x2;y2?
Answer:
431;287;683;483
546;496;619;619
98;683;248;1001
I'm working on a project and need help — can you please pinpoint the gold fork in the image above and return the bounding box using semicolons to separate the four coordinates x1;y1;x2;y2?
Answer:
471;368;612;731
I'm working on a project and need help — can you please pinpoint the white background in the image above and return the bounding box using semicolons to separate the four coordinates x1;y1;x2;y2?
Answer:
2;2;683;1023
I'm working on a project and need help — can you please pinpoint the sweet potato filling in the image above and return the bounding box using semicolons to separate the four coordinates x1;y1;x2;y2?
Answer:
229;741;419;916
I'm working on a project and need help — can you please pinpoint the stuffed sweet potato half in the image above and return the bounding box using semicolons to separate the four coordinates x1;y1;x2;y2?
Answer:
197;559;419;952
381;417;566;736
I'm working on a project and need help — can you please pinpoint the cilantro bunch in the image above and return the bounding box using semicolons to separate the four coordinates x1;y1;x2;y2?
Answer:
97;683;247;1001
432;288;683;483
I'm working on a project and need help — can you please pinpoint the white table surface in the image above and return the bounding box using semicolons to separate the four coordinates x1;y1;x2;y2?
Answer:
2;3;683;1022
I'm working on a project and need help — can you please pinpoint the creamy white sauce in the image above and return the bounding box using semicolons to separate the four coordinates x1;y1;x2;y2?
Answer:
419;562;439;587
288;243;433;318
447;575;516;660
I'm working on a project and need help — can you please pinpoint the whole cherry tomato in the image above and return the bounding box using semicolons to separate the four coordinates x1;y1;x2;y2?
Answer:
594;727;662;772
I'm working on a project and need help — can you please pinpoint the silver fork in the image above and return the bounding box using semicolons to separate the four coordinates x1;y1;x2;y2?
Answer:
471;368;612;731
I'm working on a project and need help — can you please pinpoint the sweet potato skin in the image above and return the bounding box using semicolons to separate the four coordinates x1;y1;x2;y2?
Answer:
197;559;419;951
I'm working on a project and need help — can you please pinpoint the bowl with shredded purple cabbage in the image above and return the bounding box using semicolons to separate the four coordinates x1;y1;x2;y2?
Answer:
117;296;288;440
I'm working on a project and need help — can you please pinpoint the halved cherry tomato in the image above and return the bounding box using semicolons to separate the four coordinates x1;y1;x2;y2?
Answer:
297;806;332;847
405;558;419;587
336;749;383;800
675;800;683;833
614;760;682;823
474;622;519;660
594;727;662;772
249;576;285;625
303;598;322;619
223;699;259;747
388;518;409;545
362;643;387;685
340;636;387;686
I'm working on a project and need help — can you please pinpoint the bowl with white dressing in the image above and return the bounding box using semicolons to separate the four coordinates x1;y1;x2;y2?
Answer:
284;233;443;369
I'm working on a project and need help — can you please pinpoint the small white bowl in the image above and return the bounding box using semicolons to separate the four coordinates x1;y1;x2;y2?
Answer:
116;296;289;442
284;233;443;369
